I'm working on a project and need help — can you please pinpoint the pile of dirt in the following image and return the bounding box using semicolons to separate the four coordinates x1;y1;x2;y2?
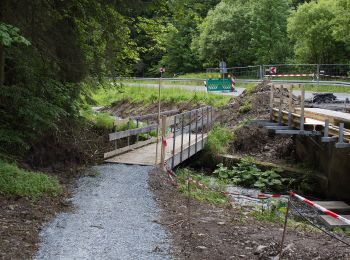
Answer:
232;124;295;162
216;80;298;163
150;168;350;259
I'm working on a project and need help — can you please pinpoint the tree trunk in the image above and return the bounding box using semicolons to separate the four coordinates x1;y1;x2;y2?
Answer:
0;45;4;86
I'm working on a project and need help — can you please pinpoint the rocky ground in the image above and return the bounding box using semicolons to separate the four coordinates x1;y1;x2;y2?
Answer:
150;168;350;259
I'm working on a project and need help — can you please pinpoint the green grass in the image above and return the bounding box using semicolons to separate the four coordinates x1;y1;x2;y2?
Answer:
92;85;232;108
205;124;234;155
80;108;115;129
0;160;63;200
176;168;229;205
304;84;350;93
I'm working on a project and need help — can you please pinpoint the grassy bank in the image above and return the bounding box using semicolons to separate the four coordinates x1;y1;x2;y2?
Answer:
92;85;232;108
0;160;63;200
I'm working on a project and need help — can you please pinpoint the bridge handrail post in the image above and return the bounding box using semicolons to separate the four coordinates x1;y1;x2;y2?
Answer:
207;106;210;133
270;85;274;121
300;84;305;131
180;113;184;163
195;109;198;154
160;115;167;170
201;107;204;149
188;111;192;158
171;115;177;169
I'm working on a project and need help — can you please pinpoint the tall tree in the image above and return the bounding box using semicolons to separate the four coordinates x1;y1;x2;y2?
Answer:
250;0;291;64
193;0;255;67
287;0;348;63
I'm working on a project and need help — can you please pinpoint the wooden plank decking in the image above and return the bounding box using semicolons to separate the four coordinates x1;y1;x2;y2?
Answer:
105;133;207;166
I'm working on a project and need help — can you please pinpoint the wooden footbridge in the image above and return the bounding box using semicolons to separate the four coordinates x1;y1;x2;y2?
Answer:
104;106;213;169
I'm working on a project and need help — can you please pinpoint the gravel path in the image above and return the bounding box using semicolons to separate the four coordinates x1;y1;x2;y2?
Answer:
35;164;170;260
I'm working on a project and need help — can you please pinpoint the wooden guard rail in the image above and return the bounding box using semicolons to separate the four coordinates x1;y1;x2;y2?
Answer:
104;106;214;160
269;83;350;147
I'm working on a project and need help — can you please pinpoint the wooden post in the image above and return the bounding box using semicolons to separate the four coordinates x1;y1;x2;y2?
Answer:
279;197;291;260
136;119;139;143
201;107;204;149
300;84;305;131
207;106;210;133
172;115;177;169
278;85;283;125
127;119;131;147
188;111;192;158
270;84;274;121
195;109;198;153
288;85;293;127
180;113;184;163
160;115;167;170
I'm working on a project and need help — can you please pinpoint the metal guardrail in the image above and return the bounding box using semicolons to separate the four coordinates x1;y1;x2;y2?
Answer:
116;77;350;87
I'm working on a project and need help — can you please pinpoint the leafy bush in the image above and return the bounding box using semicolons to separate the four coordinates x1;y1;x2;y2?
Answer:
176;168;228;205
238;100;252;114
81;109;115;129
0;160;63;200
214;158;294;192
205;124;233;155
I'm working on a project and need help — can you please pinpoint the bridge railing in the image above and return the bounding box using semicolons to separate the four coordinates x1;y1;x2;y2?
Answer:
104;106;214;162
163;106;213;169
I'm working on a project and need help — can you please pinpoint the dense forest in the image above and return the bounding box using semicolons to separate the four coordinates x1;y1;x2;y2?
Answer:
0;0;350;162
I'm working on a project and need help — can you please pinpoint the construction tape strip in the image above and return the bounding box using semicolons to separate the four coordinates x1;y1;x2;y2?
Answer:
290;192;350;226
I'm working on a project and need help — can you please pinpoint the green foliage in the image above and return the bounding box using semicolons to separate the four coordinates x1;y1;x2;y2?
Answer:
0;160;63;200
287;0;348;63
193;0;255;67
214;158;294;191
205;124;233;155
92;85;231;107
80;109;115;130
0;22;30;47
239;100;252;114
250;0;291;64
176;168;229;205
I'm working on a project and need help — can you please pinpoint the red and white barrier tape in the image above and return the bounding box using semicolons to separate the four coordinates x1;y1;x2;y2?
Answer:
290;192;350;226
268;74;314;77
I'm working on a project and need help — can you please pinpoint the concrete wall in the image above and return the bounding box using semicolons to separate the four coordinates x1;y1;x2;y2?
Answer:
295;136;350;201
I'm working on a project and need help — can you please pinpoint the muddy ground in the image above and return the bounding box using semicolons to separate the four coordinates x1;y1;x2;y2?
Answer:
149;168;350;259
0;193;70;259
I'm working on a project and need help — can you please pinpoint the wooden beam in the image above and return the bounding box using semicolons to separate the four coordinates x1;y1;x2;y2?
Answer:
131;109;179;121
109;124;158;141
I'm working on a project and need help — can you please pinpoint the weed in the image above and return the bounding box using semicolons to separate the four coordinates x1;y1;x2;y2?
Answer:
239;100;252;114
80;108;115;129
205;124;234;155
0;160;63;200
214;157;295;192
176;168;229;205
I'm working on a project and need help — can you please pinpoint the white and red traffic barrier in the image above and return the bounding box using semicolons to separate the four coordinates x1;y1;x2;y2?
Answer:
290;192;350;226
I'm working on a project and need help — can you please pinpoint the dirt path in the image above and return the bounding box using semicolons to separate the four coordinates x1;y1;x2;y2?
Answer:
35;164;170;260
149;168;350;260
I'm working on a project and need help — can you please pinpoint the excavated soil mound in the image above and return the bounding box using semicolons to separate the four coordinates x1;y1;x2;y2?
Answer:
232;125;295;161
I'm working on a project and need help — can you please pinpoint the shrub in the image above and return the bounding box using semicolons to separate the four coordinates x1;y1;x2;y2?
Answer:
205;124;233;155
213;157;294;192
0;160;63;200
